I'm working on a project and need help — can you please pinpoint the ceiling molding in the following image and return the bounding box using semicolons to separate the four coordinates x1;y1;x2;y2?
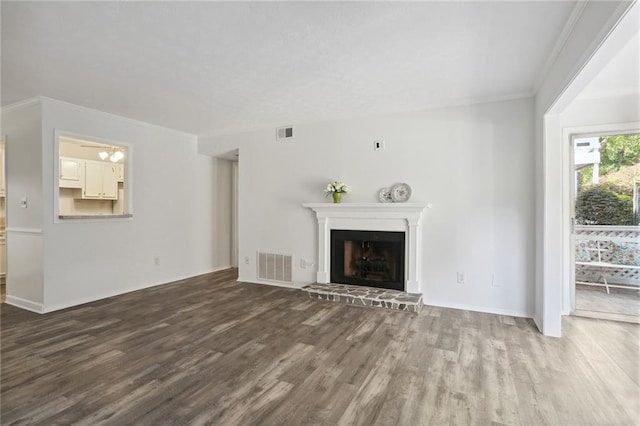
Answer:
41;96;198;138
414;90;536;112
532;0;589;93
1;96;42;114
5;90;536;140
546;1;639;115
199;90;535;140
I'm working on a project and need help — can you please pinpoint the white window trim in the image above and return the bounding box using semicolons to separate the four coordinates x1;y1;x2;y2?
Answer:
53;129;134;224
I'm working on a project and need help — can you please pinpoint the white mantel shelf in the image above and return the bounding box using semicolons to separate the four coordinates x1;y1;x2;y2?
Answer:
303;202;431;295
302;202;431;217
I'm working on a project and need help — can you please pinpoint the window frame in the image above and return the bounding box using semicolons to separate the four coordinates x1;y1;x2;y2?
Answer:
53;129;133;223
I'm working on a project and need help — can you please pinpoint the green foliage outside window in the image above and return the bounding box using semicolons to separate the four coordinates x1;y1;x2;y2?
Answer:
575;134;639;226
578;134;640;189
576;186;635;225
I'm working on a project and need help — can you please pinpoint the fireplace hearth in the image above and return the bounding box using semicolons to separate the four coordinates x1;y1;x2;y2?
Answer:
331;230;405;291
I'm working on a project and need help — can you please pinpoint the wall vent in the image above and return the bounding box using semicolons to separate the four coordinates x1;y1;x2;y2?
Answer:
257;252;293;283
276;126;294;141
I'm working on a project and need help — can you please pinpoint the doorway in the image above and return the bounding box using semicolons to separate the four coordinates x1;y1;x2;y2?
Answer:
572;133;640;322
1;138;5;302
231;159;238;268
214;149;238;270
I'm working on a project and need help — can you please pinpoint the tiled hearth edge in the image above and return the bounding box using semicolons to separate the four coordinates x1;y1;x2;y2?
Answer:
302;283;423;313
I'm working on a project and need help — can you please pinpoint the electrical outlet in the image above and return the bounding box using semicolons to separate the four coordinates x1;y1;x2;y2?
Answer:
154;257;160;266
457;272;465;284
300;259;306;269
244;256;250;265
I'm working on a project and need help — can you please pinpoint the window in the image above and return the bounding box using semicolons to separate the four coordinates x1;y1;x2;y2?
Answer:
574;133;639;225
56;134;131;219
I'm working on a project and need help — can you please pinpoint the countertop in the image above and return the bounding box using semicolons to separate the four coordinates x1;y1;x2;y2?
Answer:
58;214;133;220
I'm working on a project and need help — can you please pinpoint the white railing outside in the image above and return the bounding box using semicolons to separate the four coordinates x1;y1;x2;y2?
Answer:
575;225;640;286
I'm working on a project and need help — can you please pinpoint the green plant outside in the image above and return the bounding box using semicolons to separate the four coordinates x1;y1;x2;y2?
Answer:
576;186;635;225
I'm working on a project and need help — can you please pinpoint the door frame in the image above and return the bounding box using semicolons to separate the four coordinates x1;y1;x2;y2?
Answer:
0;136;5;291
231;160;239;268
562;122;640;315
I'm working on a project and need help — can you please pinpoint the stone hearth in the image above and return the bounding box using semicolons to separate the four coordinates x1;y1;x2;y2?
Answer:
302;283;423;313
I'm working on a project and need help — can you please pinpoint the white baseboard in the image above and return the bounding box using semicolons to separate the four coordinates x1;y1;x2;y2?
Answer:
533;315;543;333
217;265;233;271
238;278;303;290
425;299;532;319
40;266;233;314
5;295;45;313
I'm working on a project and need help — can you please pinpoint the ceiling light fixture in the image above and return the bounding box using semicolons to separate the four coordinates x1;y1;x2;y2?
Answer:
97;147;125;162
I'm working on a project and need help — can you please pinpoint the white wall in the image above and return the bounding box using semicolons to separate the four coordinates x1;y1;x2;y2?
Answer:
2;101;45;308
3;101;43;229
534;1;635;336
200;97;536;317
561;93;640;127
2;97;226;312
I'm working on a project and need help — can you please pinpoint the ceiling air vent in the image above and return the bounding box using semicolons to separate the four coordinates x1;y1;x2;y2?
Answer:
276;126;294;141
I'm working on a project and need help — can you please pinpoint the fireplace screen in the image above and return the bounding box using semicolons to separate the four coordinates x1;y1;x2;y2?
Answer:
330;230;405;291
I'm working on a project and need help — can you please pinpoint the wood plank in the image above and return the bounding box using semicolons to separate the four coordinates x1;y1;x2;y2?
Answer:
1;268;638;425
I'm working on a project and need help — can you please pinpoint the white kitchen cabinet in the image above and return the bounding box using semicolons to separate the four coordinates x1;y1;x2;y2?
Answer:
59;157;84;188
115;164;125;182
83;161;118;200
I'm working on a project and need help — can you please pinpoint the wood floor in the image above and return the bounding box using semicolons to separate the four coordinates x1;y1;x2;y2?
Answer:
1;269;639;425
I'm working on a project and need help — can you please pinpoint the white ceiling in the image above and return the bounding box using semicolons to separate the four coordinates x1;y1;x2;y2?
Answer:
2;1;579;137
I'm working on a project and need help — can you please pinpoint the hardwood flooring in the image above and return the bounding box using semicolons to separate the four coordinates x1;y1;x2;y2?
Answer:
1;269;639;425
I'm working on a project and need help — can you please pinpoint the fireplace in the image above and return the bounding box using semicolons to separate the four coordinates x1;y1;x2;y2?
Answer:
303;202;429;294
331;230;405;291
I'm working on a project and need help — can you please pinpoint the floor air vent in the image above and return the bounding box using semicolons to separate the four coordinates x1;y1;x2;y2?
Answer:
257;253;293;283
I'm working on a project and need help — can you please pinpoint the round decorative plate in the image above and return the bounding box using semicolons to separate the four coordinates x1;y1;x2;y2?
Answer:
390;183;412;202
378;187;393;203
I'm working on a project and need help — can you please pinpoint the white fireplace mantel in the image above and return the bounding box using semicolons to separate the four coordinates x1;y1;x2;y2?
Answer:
302;202;430;294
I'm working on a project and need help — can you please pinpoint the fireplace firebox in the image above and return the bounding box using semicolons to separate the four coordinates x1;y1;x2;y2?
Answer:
330;230;405;291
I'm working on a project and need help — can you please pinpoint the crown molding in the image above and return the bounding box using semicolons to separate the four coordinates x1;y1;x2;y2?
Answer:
532;1;589;93
1;96;43;113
